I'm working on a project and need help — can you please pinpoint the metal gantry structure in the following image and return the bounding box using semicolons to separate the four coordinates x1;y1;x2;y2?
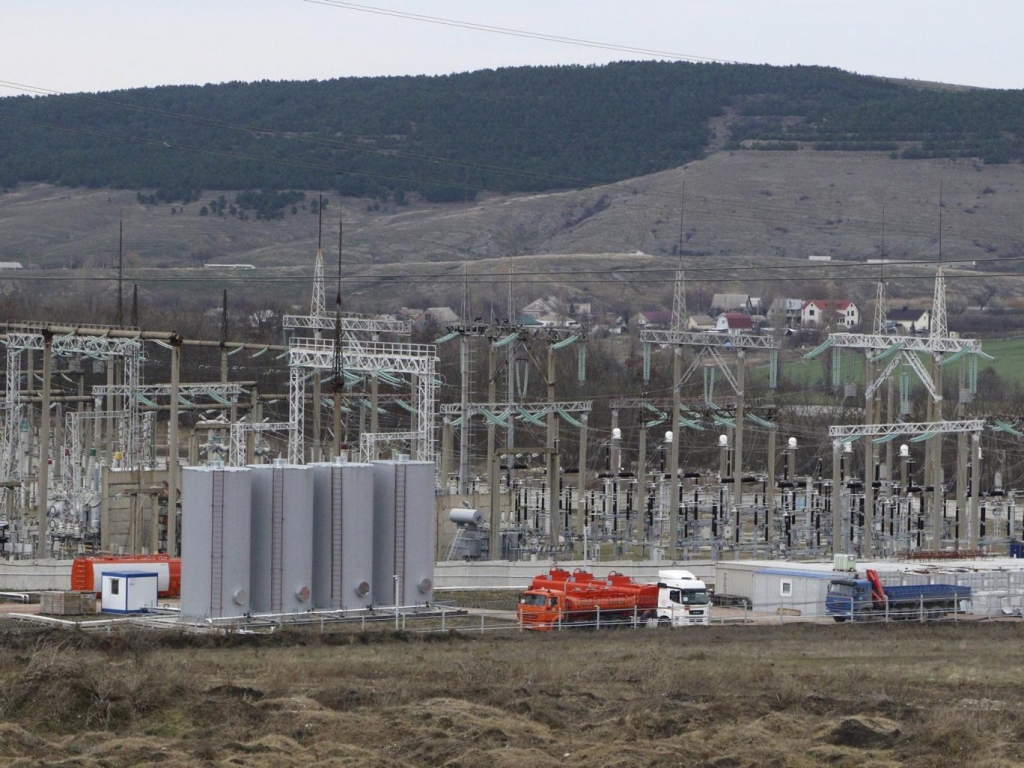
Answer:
639;270;781;556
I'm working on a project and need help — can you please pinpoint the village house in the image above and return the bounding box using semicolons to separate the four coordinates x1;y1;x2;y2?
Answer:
711;293;762;314
633;310;673;329
801;300;860;328
887;307;930;333
687;314;717;331
770;298;804;327
715;312;754;334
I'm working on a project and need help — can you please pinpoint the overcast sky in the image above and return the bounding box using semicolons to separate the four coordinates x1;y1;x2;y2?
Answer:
2;0;1023;97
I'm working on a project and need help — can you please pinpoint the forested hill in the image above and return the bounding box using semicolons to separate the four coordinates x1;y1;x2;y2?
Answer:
1;61;1023;205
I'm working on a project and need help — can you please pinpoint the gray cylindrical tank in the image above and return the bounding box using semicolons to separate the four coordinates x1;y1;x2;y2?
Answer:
180;465;252;618
310;458;374;610
249;462;314;614
372;458;435;606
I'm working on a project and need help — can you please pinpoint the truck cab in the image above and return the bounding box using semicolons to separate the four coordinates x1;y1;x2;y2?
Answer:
825;578;871;621
518;589;560;630
656;569;711;626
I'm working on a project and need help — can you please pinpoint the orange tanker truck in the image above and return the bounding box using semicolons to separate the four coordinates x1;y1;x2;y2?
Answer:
517;568;711;630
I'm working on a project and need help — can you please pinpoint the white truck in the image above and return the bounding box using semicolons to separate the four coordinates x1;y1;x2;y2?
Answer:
655;569;712;626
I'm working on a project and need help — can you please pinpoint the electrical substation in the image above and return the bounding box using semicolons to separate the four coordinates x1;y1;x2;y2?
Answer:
3;231;1024;623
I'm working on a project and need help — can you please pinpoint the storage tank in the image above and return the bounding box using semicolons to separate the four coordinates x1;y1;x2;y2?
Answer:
311;458;375;610
249;461;313;614
180;465;252;618
372;458;435;606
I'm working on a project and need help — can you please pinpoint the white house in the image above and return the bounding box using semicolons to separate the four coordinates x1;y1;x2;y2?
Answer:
888;307;930;333
715;312;754;335
801;300;860;328
687;314;716;331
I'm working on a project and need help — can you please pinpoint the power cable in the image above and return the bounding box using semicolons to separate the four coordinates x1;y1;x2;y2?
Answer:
300;1;733;64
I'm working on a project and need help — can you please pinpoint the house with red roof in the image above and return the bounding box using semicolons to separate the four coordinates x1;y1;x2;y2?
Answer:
800;300;860;328
715;312;754;334
634;310;674;329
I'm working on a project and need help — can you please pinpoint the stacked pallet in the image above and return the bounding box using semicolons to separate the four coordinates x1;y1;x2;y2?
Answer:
40;591;97;616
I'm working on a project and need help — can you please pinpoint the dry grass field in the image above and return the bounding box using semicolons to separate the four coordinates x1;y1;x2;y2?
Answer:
1;621;1024;767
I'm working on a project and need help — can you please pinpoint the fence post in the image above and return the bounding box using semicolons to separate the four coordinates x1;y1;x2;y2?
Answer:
442;609;446;632
919;594;925;623
596;605;601;631
953;592;957;622
558;607;562;632
480;612;485;634
885;595;889;623
850;595;854;623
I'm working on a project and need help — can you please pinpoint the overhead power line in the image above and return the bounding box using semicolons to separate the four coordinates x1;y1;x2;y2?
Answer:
301;1;734;64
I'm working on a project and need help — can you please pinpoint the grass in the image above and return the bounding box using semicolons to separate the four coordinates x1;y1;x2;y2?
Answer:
0;621;1023;766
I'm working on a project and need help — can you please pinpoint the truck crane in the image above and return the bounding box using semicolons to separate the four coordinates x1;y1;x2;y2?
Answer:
826;569;970;622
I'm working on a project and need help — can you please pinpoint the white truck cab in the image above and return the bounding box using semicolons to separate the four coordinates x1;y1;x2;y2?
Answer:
656;569;711;626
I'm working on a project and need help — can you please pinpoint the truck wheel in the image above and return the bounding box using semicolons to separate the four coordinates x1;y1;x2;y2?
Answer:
833;616;848;623
658;617;671;628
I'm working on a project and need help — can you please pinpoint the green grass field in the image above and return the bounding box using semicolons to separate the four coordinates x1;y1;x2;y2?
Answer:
751;336;1024;392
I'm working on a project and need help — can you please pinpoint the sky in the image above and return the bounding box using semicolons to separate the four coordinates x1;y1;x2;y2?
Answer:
2;0;1023;98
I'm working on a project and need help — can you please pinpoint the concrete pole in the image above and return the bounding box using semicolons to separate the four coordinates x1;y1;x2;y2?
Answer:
956;431;967;549
105;360;115;457
668;347;682;556
969;433;982;549
441;417;453;493
610;409;620;475
410;373;419;460
458;335;469;494
863;355;874;557
832;439;842;554
332;387;342;460
312;372;322;462
369;372;379;461
37;332;52;557
766;425;776;541
487;343;500;558
53;404;63;489
576;414;588;543
734;348;746;485
148;493;159;554
546;344;558;547
885;378;895;490
247;387;258;464
637;422;647;500
929;354;944;551
167;340;181;557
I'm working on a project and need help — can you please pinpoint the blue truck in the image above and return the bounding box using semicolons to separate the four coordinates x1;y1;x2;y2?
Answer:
826;570;971;622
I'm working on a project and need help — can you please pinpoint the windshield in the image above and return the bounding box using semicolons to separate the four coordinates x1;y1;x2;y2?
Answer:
829;583;858;597
670;588;708;605
519;593;554;607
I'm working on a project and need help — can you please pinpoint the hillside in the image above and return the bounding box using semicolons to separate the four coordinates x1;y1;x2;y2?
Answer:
3;150;1024;304
1;61;1023;206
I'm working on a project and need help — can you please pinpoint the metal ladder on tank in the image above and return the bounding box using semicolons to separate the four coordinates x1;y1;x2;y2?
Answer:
271;467;284;613
331;467;344;608
446;527;465;561
394;464;407;606
210;469;225;616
